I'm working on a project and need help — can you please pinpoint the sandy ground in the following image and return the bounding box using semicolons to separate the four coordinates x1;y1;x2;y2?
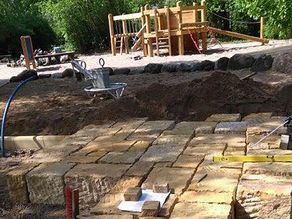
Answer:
1;39;292;87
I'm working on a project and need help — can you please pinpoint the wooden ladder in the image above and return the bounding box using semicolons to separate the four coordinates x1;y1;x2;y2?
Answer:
115;36;125;54
153;8;172;56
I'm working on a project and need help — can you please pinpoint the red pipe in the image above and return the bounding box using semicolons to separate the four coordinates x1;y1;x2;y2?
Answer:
65;186;73;219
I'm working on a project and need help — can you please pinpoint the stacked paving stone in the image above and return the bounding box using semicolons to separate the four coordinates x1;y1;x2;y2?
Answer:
1;113;292;218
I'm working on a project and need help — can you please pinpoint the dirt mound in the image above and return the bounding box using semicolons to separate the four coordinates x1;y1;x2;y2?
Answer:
100;72;273;121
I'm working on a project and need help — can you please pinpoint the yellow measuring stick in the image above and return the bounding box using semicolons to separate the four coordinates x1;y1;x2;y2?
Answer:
213;155;292;162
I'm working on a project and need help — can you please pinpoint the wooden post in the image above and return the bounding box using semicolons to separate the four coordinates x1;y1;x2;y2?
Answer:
260;17;265;45
108;14;116;56
193;2;198;23
154;9;160;56
201;0;207;52
141;7;147;56
177;1;184;55
145;5;153;57
122;20;129;54
165;6;172;56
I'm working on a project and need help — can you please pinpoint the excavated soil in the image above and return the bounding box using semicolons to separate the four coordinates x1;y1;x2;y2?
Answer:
0;71;291;136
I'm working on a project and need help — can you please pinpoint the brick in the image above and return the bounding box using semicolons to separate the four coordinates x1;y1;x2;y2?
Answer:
7;163;38;204
173;155;204;169
153;183;170;193
99;151;143;164
26;162;74;205
142;167;194;194
65;163;130;206
140;144;184;163
142;201;160;217
170;202;234;219
124;187;142;201
215;122;247;134
206;113;241;122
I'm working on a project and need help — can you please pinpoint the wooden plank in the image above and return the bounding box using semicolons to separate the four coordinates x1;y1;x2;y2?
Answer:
154;9;160;56
209;26;269;43
122;20;129;54
113;13;141;21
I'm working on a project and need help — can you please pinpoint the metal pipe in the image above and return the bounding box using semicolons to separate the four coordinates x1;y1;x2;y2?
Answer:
0;76;37;157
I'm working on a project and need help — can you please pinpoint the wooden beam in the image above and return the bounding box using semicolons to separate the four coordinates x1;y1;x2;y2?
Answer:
260;17;265;45
208;26;269;43
165;6;172;56
113;13;141;21
122;20;129;54
108;14;116;56
154;9;160;56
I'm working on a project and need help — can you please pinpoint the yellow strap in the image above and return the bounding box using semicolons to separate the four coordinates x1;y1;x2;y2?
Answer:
213;155;292;162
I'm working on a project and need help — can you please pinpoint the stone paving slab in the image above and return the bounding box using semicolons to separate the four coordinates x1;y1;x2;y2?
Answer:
128;140;152;152
247;117;288;135
125;161;154;177
26;162;74;205
99;151;143;164
173;155;204;169
180;191;234;204
79;215;134;219
142;167;194;194
184;144;226;155
206;113;241;122
224;146;246;155
215;122;247;134
77;140;136;154
170;202;234;219
153;135;190;146
65;163;130;206
189;134;246;147
63;155;100;164
246;134;281;150
140;144;184;163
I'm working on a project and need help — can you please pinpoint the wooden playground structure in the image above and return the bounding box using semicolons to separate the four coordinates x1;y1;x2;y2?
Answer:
108;1;268;57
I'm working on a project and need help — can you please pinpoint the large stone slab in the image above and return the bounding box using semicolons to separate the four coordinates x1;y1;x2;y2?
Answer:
215;122;247;134
125;161;154;177
142;167;194;194
99;151;143;164
128;140;152;152
184;144;226;155
247;117;287;135
206;113;241;122
153;135;190;146
173;155;204;169
7;163;38;204
128;121;175;140
224;146;246;155
140;144;184;163
189;134;246;147
246;134;280;150
26;162;74;205
236;177;291;219
170;202;234;219
180;191;234;204
63;155;99;164
243;162;292;177
78;140;136;154
65;163;130;206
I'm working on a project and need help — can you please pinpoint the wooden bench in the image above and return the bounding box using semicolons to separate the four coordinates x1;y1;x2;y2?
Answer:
35;51;75;63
